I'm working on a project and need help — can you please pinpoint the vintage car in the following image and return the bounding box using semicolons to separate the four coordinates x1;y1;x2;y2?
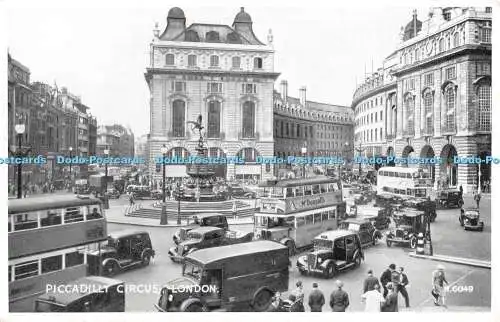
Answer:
88;230;155;276
338;219;382;247
436;189;463;209
357;205;391;230
459;206;484;231
168;227;254;262
173;213;229;245
402;198;437;222
156;241;289;312
296;230;364;278
105;188;121;199
35;276;125;312
385;210;427;248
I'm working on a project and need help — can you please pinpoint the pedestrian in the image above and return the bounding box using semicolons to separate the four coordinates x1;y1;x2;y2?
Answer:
308;282;325;312
361;283;385;312
432;264;448;307
129;193;135;206
329;280;349;312
381;283;398;312
292;281;305;312
459;185;463;198
397;266;410;308
475;191;481;208
363;269;380;293
380;263;396;298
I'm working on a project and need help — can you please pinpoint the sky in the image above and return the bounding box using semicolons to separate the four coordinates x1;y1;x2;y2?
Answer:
3;0;459;137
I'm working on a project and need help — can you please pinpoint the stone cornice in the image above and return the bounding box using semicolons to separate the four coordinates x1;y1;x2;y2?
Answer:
351;81;397;108
144;68;280;83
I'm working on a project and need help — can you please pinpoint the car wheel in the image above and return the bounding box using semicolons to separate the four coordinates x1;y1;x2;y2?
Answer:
183;302;206;312
142;254;151;266
410;237;417;249
252;289;273;312
104;262;120;277
354;255;362;267
372;234;379;245
325;264;335;279
285;241;295;257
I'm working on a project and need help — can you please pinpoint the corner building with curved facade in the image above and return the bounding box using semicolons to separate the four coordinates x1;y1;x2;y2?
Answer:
145;7;279;181
352;7;491;194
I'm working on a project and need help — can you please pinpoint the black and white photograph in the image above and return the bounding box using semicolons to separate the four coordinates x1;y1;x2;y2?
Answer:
2;0;495;317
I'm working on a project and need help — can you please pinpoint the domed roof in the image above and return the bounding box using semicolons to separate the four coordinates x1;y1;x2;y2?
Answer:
234;7;252;23
168;7;185;19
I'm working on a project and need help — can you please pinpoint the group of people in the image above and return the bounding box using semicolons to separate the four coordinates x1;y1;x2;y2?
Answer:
9;182;58;197
272;263;448;312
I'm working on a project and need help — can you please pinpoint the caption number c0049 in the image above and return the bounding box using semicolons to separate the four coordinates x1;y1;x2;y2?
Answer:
445;285;474;293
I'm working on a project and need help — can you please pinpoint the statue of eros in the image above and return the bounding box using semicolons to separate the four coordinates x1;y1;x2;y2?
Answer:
187;114;205;149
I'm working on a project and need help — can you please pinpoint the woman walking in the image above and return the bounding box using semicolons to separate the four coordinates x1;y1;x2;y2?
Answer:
432;264;448;307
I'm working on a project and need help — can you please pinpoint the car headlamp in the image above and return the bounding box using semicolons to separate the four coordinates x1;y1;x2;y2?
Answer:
404;231;408;236
318;258;322;263
184;246;189;251
168;294;173;302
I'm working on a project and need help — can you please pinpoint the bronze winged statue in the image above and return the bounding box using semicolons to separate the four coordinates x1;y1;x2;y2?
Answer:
187;114;205;149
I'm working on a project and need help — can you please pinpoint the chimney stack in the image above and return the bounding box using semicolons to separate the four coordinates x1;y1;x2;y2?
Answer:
413;9;418;37
299;86;307;107
280;80;288;103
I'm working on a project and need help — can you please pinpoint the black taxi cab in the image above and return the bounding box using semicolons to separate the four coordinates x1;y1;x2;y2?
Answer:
88;230;155;276
297;230;364;278
35;276;124;312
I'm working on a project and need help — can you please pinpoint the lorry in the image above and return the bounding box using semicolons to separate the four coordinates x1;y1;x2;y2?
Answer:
156;241;289;312
168;227;253;262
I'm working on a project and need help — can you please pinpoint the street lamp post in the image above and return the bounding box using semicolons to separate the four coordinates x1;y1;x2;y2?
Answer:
339;142;349;179
301;144;307;178
354;141;366;178
177;182;184;225
160;145;168;225
68;146;73;191
14;124;26;199
103;147;110;209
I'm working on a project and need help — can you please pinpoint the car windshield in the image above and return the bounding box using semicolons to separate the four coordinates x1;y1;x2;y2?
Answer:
105;237;118;248
35;300;66;312
183;262;202;282
313;238;333;250
465;211;479;217
395;216;413;227
348;223;361;231
187;232;203;240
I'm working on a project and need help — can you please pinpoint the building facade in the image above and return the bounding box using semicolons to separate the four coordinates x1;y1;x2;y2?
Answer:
145;7;279;181
352;7;492;193
274;80;354;176
96;124;135;158
7;55;97;186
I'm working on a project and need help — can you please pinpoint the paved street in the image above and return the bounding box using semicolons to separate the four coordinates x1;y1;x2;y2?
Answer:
107;217;491;312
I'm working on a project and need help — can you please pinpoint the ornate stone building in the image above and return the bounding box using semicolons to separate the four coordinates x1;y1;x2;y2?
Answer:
145;7;279;180
274;80;354;177
352;7;492;193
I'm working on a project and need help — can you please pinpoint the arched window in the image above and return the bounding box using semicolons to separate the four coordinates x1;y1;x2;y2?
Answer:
210;55;219;67
423;91;434;135
242;101;255;138
404;95;415;135
165;54;175;65
206;31;220;43
207;101;221;138
445;86;456;132
478;85;491;131
172;100;185;137
439;38;445;52
453;32;460;47
232;56;241;68
254;57;263;69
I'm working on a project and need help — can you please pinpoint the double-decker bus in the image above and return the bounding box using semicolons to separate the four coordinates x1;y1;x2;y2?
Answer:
253;176;345;255
8;195;107;312
376;167;433;198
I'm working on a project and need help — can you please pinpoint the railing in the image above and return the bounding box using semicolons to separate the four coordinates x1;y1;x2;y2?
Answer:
124;203;142;215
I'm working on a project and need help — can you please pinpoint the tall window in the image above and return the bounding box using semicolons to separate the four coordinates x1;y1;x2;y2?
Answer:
453;33;460;47
165;54;175;65
404;95;415;135
254;57;263;69
242;83;257;94
242;101;255;138
424;73;434;86
280;120;284;137
207;101;221;138
423;91;434;134
172;100;185;137
446;66;456;80
172;81;186;93
445;86;456;132
188;55;197;67
232;57;241;68
478;85;491;131
480;28;491;43
207;83;223;93
210;55;219;67
439;38;445;52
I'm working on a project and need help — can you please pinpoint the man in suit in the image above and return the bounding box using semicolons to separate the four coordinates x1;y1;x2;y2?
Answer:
363;269;380;293
380;264;395;297
308;282;325;312
330;280;350;312
397;266;410;308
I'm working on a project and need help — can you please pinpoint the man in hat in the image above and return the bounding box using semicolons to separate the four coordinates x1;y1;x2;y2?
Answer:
330;280;350;312
363;269;380;293
381;283;398;312
397;266;410;308
292;281;305;312
380;264;396;297
308;282;325;312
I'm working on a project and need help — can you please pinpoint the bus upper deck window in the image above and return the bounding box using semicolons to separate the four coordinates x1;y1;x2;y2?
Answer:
14;212;38;231
304;186;312;196
296;187;304;196
286;188;293;197
312;185;320;194
320;184;327;193
40;210;62;227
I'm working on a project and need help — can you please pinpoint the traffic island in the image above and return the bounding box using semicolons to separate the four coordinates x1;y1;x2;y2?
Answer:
409;252;491;269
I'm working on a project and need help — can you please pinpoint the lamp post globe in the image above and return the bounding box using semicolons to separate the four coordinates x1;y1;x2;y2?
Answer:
14;123;26;199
